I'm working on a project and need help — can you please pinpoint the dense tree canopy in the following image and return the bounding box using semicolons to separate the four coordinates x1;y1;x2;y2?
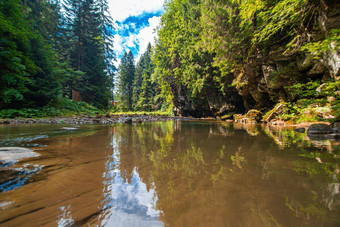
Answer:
1;0;338;119
152;0;339;117
116;44;163;112
0;0;115;109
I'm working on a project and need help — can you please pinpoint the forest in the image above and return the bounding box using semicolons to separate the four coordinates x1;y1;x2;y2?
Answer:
0;0;115;117
0;0;339;123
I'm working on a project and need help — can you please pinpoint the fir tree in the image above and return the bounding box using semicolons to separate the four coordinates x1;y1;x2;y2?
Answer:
63;0;115;108
117;51;135;111
134;43;156;111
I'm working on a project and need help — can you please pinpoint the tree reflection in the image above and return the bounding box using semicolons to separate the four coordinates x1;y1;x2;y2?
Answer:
108;121;339;226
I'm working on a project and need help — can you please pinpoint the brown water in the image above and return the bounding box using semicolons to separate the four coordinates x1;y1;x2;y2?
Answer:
0;121;339;226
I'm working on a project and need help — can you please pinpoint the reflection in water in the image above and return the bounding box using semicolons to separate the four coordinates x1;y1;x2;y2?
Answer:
57;205;74;227
0;122;339;226
99;130;161;226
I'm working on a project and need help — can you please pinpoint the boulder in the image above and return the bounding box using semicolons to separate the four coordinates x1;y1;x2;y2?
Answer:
61;127;79;131
0;147;40;165
221;112;235;120
308;62;325;76
307;123;332;134
245;109;263;123
124;118;132;124
295;128;306;133
332;122;340;132
233;114;244;122
262;103;286;122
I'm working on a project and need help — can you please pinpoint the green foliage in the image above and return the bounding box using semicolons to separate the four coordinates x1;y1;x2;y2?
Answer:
288;79;339;100
109;110;173;116
288;80;321;99
132;43;162;111
0;0;115;110
117;51;135;111
263;79;339;122
153;0;224;108
0;0;36;108
0;98;102;119
301;29;340;61
153;0;329;116
64;0;115;109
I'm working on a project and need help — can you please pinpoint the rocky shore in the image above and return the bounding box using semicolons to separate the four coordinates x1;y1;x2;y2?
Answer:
1;113;339;140
0;114;174;125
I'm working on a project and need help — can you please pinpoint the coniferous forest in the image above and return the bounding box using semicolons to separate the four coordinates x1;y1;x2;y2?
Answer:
1;0;339;123
0;0;114;111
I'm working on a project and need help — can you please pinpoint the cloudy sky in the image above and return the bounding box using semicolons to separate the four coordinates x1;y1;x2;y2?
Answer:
108;0;165;66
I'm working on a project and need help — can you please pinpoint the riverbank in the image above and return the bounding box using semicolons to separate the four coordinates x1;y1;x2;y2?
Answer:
0;112;337;126
0;114;174;125
1;114;338;137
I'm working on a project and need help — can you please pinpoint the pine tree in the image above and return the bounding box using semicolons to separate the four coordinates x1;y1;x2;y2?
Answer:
134;43;156;111
117;51;135;111
63;0;115;109
22;0;63;107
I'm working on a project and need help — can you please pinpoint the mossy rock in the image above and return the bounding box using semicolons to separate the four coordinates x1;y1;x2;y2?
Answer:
221;112;235;120
245;109;263;122
233;114;244;122
262;103;287;122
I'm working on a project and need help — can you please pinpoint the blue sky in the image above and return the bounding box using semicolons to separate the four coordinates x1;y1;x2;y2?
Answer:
108;0;165;66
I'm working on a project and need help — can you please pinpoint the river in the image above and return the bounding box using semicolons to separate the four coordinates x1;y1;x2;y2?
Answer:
0;120;339;226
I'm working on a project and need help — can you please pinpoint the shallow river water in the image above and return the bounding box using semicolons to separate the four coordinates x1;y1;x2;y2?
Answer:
0;120;339;226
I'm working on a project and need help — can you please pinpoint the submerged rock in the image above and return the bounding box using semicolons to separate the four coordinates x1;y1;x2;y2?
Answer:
295;128;306;133
332;122;340;133
0;147;40;165
124;118;132;124
61;127;79;131
306;123;340;140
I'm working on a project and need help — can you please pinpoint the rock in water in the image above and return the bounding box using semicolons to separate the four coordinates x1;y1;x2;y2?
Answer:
61;127;79;131
0;147;40;165
307;123;332;135
332;122;340;132
124;118;132;124
295;128;306;133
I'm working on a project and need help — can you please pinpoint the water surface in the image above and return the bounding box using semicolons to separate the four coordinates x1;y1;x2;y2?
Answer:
0;121;339;226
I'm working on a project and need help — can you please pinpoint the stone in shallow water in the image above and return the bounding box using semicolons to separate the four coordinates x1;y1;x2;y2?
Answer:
0;147;40;165
61;127;79;131
295;128;306;133
307;123;332;134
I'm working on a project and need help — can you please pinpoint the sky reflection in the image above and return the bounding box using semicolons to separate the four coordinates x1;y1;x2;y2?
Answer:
99;133;162;227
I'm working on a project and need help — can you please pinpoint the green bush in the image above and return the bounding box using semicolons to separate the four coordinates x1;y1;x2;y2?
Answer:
0;98;102;119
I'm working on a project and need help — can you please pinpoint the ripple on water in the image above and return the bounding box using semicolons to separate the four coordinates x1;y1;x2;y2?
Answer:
0;135;49;147
0;163;44;192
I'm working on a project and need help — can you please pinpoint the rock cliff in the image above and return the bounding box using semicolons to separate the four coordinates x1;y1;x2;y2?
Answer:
171;0;339;118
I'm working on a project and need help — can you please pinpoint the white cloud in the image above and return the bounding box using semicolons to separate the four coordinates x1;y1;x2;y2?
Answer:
126;34;137;48
113;34;124;54
109;1;163;67
112;16;161;66
136;16;161;60
108;0;164;22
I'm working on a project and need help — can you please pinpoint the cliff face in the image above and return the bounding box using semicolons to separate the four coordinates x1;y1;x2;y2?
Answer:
172;0;339;118
235;0;340;110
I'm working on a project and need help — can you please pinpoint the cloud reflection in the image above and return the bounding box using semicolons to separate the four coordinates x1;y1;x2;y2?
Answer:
100;135;162;226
